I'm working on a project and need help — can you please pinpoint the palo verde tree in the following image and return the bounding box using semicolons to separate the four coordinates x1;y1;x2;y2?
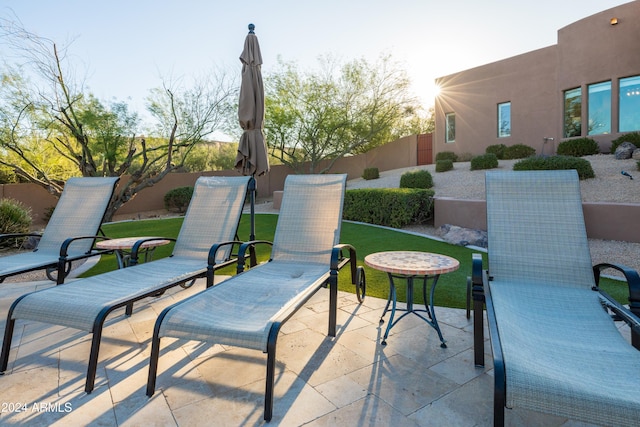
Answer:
0;18;235;221
264;54;432;173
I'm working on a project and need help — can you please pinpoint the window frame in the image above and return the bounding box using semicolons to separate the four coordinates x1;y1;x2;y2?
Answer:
497;102;511;138
445;112;456;143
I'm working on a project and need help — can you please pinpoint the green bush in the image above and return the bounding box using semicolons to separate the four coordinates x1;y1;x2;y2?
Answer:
486;144;507;160
362;167;380;180
637;160;640;172
504;144;536;159
611;132;640;153
399;169;433;189
164;186;194;213
435;159;453;172
435;151;458;162
556;137;599;157
513;156;595;180
0;198;32;248
470;153;499;170
343;188;434;228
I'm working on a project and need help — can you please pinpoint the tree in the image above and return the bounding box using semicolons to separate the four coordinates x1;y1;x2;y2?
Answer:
0;19;235;220
264;55;430;173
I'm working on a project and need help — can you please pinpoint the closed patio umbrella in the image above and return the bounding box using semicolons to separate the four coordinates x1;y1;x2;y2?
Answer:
235;23;269;240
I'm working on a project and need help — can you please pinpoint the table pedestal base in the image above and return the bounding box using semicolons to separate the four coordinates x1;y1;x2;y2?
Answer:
380;273;447;348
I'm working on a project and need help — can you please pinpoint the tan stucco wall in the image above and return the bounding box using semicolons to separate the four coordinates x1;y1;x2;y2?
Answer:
434;1;640;156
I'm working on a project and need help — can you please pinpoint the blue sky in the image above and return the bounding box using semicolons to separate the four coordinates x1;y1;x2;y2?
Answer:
0;0;631;136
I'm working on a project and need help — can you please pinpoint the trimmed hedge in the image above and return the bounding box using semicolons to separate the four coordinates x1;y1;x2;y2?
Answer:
556;137;599;157
513;156;595;180
486;144;507;160
164;186;194;213
362;167;380;180
470;153;499;170
435;151;458;162
343;188;434;228
504;144;536;159
0;198;32;248
400;169;433;189
435;159;453;172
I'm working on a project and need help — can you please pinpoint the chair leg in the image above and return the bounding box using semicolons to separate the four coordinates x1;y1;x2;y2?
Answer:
0;317;15;372
473;296;485;367
328;271;338;337
85;328;103;393
147;307;172;397
264;327;278;421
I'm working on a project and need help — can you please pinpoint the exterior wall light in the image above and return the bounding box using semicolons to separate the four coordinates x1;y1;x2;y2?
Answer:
610;17;619;25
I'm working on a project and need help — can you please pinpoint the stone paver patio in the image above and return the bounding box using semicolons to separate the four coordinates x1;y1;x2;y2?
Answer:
0;275;604;426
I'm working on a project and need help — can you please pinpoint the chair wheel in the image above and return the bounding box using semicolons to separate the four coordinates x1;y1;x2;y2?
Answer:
355;266;366;303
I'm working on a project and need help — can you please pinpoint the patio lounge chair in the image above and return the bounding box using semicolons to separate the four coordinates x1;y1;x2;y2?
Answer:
146;174;366;422
472;170;640;426
0;176;119;284
0;175;251;393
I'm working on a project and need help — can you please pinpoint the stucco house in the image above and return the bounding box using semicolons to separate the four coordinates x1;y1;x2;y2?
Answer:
434;1;640;157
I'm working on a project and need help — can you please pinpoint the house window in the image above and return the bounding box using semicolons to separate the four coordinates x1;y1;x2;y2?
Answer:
619;75;640;132
564;87;582;138
588;81;611;135
445;113;455;143
498;102;511;137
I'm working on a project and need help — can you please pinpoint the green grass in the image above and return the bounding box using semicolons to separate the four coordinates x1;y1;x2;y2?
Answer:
86;214;630;309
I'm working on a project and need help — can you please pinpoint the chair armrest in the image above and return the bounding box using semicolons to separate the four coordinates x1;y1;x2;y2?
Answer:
205;240;245;288
236;240;273;273
594;263;640;349
0;232;42;240
129;237;177;265
59;235;113;258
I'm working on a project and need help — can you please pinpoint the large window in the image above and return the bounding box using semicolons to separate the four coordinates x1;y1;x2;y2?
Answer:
445;113;456;143
498;102;511;137
588;81;611;135
619;76;640;132
564;87;582;138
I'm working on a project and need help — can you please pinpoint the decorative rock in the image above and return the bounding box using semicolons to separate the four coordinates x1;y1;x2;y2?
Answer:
614;142;636;160
437;224;488;248
632;148;640;161
22;235;40;250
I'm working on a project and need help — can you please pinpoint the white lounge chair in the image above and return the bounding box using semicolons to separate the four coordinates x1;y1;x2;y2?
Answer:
146;174;366;421
472;170;640;426
0;177;119;284
0;175;251;392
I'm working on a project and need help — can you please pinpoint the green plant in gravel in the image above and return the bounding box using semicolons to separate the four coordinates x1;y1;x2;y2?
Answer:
513;155;595;179
486;144;507;159
470;153;499;170
400;169;433;189
343;188;434;228
164;186;194;213
435;151;458;162
0;199;32;248
611;132;640;153
435;159;453;172
362;167;380;180
556;137;599;157
504;143;536;159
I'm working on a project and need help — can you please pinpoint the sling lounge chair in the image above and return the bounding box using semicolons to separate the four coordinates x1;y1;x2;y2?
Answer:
472;170;640;426
0;176;119;284
0;175;251;393
146;174;366;421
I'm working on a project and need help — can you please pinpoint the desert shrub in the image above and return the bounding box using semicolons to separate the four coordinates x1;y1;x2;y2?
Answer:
362;167;380;180
164;186;194;213
637;160;640;172
435;151;458;162
513;156;595;180
611;132;640;153
400;169;433;189
343;188;434;228
556;137;599;157
504;144;536;159
470;153;499;170
0;199;32;248
435;159;453;172
486;144;507;160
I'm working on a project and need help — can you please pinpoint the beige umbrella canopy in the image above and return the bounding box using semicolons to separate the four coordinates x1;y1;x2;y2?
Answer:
235;23;270;177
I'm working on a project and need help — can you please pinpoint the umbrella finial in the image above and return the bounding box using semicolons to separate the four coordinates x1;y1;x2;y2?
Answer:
248;23;255;34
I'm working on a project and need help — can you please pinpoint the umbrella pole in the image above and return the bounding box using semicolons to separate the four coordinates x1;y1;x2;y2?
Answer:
249;175;256;241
